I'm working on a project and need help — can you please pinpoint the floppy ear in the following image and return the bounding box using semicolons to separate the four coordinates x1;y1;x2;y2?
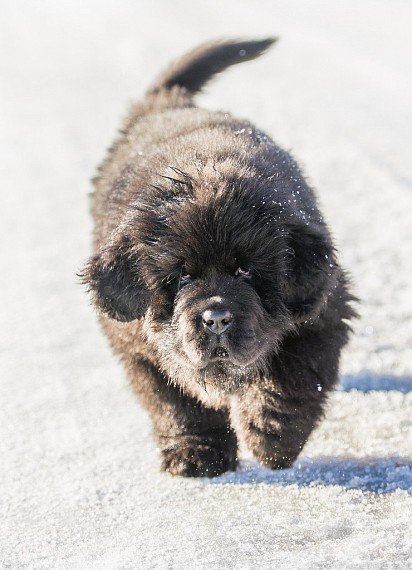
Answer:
283;223;336;321
80;234;149;322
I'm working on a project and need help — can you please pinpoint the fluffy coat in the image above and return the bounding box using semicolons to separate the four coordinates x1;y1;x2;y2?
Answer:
82;39;356;477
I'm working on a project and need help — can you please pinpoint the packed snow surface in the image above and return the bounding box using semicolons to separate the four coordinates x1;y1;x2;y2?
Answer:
1;1;411;568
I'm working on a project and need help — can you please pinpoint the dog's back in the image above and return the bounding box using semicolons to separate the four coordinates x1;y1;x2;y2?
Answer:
91;38;287;245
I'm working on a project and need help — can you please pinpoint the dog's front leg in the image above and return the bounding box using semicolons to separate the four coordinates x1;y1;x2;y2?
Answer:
232;384;324;469
232;329;343;469
128;356;237;477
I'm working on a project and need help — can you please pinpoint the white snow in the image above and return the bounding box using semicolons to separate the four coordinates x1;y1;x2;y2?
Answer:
1;1;411;568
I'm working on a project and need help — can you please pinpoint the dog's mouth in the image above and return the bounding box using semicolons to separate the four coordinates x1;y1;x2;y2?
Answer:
181;328;269;371
210;346;229;360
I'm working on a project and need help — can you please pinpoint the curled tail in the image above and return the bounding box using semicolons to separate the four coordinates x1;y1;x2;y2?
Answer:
149;38;277;96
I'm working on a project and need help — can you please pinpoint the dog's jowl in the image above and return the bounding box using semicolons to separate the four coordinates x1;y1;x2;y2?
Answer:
82;39;356;477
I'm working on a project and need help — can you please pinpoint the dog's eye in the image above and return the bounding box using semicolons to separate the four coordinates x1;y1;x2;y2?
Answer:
235;267;251;278
179;273;192;286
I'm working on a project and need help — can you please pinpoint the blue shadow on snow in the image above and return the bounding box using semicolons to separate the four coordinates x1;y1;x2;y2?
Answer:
339;372;412;393
208;456;412;494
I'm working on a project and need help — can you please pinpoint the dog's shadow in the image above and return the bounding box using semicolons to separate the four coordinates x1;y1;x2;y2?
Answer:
339;372;412;394
208;456;411;493
208;372;412;493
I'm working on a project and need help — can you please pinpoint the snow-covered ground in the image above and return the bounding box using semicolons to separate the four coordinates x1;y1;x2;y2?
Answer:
1;1;411;568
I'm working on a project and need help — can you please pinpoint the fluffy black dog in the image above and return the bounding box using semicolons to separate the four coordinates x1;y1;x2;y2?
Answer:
82;39;356;477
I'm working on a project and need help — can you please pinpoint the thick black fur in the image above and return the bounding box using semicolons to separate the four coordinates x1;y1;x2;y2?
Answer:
81;38;356;477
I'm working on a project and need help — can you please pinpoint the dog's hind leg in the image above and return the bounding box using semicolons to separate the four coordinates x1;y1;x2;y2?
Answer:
128;356;237;477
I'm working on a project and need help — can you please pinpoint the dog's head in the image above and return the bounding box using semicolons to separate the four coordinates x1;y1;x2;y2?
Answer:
82;164;337;390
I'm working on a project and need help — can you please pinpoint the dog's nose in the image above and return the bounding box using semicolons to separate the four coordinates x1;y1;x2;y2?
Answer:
202;309;233;335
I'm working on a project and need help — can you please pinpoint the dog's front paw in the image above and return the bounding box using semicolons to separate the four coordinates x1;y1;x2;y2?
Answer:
246;429;300;470
253;448;297;470
161;440;237;478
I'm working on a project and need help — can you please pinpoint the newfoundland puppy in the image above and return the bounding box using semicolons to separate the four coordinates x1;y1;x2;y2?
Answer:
82;39;356;477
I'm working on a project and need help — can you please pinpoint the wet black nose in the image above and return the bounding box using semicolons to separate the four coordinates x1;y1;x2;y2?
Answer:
202;309;233;335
